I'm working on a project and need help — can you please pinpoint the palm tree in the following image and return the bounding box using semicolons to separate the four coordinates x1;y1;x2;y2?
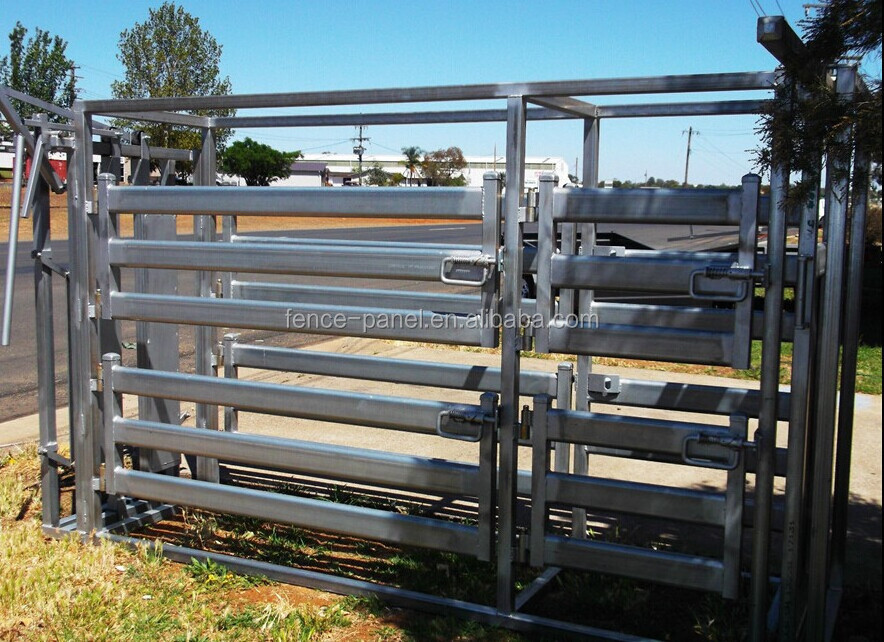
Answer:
401;146;423;186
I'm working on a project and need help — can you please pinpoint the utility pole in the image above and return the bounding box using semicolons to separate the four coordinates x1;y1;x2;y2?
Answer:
683;126;695;187
352;125;369;186
683;126;696;238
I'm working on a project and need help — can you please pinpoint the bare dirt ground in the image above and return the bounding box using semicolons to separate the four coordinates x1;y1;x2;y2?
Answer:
0;184;463;241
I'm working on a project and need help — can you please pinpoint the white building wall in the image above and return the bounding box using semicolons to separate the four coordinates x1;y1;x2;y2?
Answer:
293;153;572;187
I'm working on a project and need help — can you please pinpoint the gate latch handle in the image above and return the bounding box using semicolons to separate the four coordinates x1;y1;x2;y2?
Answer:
440;254;495;287
682;432;756;470
689;263;765;303
437;407;488;442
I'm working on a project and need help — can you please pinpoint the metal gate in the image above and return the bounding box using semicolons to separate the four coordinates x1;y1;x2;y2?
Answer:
0;16;872;640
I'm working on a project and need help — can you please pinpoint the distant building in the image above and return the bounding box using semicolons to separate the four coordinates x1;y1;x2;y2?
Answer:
273;153;572;188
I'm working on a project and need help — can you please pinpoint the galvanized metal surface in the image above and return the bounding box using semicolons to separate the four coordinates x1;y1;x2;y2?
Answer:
6;32;862;639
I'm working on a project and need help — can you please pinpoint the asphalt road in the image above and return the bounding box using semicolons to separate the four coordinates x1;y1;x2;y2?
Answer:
0;223;483;422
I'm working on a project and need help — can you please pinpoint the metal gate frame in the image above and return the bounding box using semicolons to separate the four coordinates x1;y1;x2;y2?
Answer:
1;16;873;641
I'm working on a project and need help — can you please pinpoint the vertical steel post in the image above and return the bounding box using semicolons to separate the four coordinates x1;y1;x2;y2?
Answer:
572;116;600;538
805;65;856;640
778;168;822;642
1;134;26;346
530;394;550;568
131;139;180;476
31;168;60;527
749;150;789;641
553;363;573;474
194;127;220;483
70;105;100;536
481;172;502;348
222;333;240;433
496;95;526;614
477;391;499;563
829;145;869;591
101;353;122;496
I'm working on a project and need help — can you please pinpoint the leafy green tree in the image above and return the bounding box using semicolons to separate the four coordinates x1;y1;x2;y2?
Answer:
219;137;301;186
422;146;468;186
755;0;882;203
363;163;395;186
401;146;423;186
0;22;76;132
111;2;235;172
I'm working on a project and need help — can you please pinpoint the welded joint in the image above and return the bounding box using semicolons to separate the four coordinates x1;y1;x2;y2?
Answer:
37;444;73;468
32;250;70;278
591;245;626;257
587;373;620;396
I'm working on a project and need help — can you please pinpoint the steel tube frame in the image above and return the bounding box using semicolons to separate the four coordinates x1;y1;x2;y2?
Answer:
80;71;777;113
40;47;856;637
1;134;25;346
114;417;480;496
111;365;486;437
110;292;486;346
106;185;483;218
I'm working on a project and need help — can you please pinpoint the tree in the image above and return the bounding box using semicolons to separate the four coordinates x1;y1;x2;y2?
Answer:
755;0;882;204
111;2;235;173
0;22;76;133
363;163;396;186
220;137;301;186
401;146;423;186
422;146;468;186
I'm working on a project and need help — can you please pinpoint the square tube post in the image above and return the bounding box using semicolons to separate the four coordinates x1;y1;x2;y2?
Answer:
32;166;61;527
572;116;600;538
805;65;856;640
496;95;526;613
778;167;822;641
70;105;101;536
194;128;220;483
749;146;789;641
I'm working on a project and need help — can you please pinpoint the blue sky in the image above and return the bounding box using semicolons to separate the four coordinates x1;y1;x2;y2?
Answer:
0;0;856;184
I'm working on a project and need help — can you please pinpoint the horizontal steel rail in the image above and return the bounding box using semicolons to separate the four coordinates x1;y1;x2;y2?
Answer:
110;293;485;345
230;344;559;397
231;234;478;251
109;239;486;282
552;187;742;225
113;469;478;556
211;99;769;130
80;71;777;113
232;282;483;315
550;254;744;297
115;418;479;496
106;185;483;218
549;323;733;366
544;535;724;593
546;407;735;466
597;99;766;118
547;473;726;526
97;532;646;641
586;377;790;421
111;366;485;436
593;302;794;341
